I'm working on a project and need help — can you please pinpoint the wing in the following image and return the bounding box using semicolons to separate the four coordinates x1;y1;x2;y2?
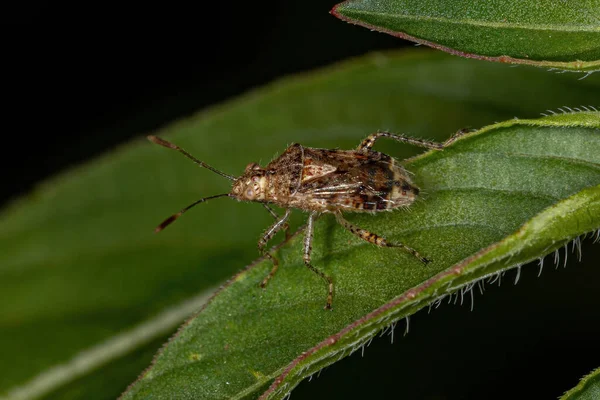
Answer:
298;149;386;195
293;148;415;211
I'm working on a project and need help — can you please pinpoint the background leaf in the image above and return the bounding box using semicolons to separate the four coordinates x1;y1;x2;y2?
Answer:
332;0;600;72
1;50;599;400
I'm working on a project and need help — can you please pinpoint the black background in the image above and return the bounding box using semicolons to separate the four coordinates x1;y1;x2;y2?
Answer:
2;1;404;208
4;2;598;399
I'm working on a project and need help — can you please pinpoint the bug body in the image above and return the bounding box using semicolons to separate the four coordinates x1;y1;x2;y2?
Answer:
149;131;463;309
231;144;418;213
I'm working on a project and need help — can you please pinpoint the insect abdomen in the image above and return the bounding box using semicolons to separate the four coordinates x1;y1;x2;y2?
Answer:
351;155;417;212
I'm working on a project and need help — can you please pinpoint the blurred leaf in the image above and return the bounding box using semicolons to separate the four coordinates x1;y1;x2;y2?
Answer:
1;50;599;400
562;367;600;400
332;0;600;72
41;334;171;400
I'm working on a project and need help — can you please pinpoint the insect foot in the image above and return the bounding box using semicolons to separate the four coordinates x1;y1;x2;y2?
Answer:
148;130;460;310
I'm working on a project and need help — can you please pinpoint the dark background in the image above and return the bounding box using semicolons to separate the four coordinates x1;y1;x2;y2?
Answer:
2;1;404;208
4;2;598;399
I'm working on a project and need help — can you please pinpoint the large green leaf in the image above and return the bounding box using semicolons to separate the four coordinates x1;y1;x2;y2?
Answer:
332;0;600;72
562;367;600;400
1;50;598;400
121;113;600;399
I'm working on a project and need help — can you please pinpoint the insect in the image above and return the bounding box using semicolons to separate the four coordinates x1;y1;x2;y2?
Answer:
148;130;463;309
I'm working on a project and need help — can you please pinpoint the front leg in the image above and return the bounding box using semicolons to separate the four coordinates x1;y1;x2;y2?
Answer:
262;203;290;240
335;211;430;264
258;208;292;288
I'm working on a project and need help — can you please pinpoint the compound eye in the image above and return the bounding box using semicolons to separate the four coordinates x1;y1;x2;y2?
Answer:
245;162;260;173
245;187;255;199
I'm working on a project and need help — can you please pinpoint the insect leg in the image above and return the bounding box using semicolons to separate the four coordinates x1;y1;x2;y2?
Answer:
262;203;290;240
357;129;467;152
258;208;292;288
304;212;334;310
334;211;430;264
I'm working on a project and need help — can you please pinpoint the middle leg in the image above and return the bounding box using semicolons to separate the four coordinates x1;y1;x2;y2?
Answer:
335;211;430;264
304;212;334;310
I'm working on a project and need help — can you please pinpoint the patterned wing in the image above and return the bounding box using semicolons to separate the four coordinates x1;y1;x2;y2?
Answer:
298;148;362;196
296;148;414;211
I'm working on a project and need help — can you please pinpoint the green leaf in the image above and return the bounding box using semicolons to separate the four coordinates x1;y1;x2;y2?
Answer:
332;0;600;72
121;112;600;399
562;367;600;400
1;50;599;400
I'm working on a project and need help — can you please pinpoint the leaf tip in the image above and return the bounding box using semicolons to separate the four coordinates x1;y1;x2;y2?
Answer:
329;1;348;18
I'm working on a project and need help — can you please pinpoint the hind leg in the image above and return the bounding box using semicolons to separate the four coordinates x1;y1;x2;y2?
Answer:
357;129;467;152
335;211;430;264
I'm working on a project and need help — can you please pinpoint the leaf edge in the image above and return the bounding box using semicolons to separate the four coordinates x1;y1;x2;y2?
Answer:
330;2;600;73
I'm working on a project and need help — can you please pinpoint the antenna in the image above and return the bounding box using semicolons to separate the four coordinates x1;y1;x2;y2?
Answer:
148;135;235;232
154;193;230;233
148;135;236;181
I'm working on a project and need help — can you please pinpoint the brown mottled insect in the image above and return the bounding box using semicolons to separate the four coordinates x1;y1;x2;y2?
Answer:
148;131;463;309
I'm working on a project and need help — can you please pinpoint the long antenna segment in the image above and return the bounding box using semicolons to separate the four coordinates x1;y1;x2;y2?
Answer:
153;193;230;233
148;135;236;181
